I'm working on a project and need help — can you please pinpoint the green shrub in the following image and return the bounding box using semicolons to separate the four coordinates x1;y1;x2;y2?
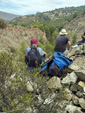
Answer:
42;42;54;57
0;19;7;29
72;33;77;45
0;52;14;77
39;36;45;44
0;42;50;112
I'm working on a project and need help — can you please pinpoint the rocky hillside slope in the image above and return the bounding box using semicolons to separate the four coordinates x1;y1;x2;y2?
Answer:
1;44;85;113
64;12;85;41
0;25;47;52
27;44;85;113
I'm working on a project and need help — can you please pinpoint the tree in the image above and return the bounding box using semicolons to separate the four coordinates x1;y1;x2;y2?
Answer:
73;12;78;19
0;19;7;29
72;33;77;45
52;31;58;46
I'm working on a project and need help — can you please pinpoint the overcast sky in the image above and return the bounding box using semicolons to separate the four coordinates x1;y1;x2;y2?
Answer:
0;0;85;15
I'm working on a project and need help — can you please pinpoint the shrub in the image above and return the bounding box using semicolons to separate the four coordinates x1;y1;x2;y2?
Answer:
42;42;54;57
0;19;7;29
72;33;77;45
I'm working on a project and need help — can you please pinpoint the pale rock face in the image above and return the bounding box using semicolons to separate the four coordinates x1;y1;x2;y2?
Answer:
47;76;62;90
78;81;85;92
79;98;85;110
61;72;77;85
26;81;34;92
75;70;85;82
0;25;47;52
65;105;82;113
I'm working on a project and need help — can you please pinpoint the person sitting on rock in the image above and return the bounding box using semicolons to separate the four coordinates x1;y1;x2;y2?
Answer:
54;29;71;53
71;32;85;49
25;38;46;71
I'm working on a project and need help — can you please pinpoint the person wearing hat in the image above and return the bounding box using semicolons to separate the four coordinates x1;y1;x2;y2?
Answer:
54;29;71;53
25;38;46;70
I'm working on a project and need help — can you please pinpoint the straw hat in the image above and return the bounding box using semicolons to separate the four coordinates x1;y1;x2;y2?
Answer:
59;29;68;35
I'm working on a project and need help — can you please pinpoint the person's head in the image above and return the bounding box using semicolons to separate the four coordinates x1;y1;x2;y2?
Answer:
81;32;85;41
59;29;68;36
31;38;39;47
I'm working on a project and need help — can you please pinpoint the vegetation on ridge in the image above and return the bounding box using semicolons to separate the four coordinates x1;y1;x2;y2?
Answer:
9;6;85;43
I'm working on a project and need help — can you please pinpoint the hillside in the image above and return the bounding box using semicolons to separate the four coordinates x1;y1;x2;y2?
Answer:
0;25;47;52
10;5;85;27
9;5;85;44
0;5;85;53
0;11;20;22
64;12;85;41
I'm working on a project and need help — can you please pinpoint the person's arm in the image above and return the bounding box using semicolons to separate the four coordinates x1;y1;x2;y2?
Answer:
38;47;46;56
44;52;46;56
68;41;71;50
25;47;30;64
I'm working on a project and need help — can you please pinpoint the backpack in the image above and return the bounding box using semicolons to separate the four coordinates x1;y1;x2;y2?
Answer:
27;46;42;67
40;56;60;77
40;52;73;77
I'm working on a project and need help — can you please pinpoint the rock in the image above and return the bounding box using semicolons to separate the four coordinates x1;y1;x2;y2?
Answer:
67;45;83;58
65;105;82;113
37;94;44;104
26;80;38;92
43;93;56;104
75;70;85;82
72;95;79;105
65;88;72;94
47;76;62;90
10;73;16;81
79;98;85;110
76;91;84;98
66;94;72;101
4;80;12;89
70;84;83;93
61;72;77;85
67;64;79;73
78;81;85;92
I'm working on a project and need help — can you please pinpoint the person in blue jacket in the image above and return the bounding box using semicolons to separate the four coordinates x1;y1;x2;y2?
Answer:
71;32;85;49
77;32;85;45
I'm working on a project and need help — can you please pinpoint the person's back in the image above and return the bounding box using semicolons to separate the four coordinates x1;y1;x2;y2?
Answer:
54;29;71;53
54;35;69;52
25;38;46;71
27;46;42;67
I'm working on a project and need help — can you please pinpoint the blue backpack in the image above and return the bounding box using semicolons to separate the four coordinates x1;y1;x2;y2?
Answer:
40;52;73;77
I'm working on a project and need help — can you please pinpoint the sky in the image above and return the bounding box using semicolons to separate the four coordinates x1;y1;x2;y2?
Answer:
0;0;85;16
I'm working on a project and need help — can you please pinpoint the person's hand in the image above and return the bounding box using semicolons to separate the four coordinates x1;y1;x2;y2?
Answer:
44;52;47;55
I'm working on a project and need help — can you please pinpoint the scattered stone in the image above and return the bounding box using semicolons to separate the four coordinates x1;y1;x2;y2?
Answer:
61;72;77;85
79;98;85;110
75;70;85;82
47;76;62;90
65;105;82;113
